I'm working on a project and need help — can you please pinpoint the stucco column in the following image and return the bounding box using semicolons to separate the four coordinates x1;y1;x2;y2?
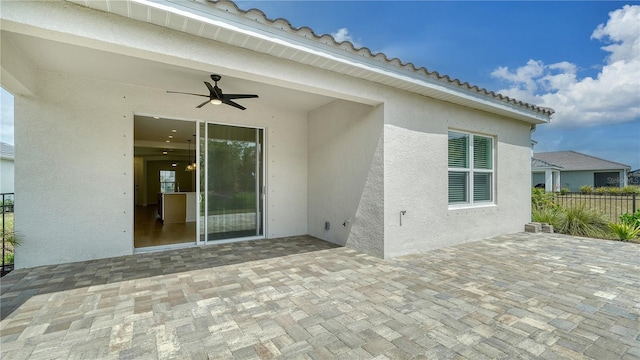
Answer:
545;170;553;192
553;171;560;192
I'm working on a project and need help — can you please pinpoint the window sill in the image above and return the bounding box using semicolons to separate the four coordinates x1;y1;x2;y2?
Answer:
448;203;497;211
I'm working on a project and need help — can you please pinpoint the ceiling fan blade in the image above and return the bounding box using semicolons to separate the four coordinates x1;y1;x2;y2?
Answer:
223;99;246;111
196;100;210;108
204;81;215;94
166;90;209;98
223;94;259;100
204;81;224;100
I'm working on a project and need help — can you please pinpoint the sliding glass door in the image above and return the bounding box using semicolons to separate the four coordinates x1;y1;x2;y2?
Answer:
199;123;264;242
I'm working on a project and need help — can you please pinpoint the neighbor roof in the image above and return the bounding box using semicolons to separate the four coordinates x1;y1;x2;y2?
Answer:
65;0;553;124
531;157;563;170
533;151;630;171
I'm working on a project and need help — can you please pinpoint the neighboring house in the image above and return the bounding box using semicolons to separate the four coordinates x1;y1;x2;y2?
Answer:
533;151;630;192
531;157;562;192
629;169;640;186
1;0;552;268
0;142;15;194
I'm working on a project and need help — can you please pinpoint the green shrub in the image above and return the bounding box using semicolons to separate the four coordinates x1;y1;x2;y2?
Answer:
531;187;557;211
620;210;640;228
580;185;594;194
532;207;564;229
595;187;608;194
559;187;570;195
3;252;13;265
608;222;640;241
622;185;640;194
1;229;21;259
608;187;621;195
557;205;610;238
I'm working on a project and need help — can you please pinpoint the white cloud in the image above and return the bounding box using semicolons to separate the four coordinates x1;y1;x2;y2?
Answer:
492;5;640;127
331;27;361;48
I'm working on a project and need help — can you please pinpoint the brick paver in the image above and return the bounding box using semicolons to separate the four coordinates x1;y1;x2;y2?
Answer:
1;233;639;359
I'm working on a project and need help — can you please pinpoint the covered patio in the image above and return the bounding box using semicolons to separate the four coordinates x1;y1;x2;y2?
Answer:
1;233;638;359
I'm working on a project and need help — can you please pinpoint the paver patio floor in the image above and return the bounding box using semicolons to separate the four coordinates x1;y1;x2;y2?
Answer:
1;233;639;359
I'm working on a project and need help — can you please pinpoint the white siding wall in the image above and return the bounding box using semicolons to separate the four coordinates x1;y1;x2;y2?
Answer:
15;72;309;268
308;100;384;257
560;170;627;191
560;171;594;191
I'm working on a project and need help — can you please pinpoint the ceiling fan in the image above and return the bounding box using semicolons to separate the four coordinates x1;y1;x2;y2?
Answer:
167;74;258;110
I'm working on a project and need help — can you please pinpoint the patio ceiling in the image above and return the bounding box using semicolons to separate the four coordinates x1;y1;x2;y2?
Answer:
1;31;336;113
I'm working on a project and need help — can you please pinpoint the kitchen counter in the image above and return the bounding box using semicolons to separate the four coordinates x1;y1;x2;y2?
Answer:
158;192;196;223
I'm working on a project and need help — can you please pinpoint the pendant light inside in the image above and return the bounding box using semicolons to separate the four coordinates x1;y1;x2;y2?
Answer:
185;139;195;171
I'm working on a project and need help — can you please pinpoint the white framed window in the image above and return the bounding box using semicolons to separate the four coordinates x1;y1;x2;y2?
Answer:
448;130;494;206
159;170;176;193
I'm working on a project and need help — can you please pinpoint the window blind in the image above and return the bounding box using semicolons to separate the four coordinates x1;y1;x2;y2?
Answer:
473;136;492;170
448;132;468;168
473;173;492;201
448;172;468;203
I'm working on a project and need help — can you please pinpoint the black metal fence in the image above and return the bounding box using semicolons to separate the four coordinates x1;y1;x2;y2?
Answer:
2;192;15;277
554;192;638;222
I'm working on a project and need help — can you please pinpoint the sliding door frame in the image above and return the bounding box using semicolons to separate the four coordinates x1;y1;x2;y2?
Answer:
196;120;266;246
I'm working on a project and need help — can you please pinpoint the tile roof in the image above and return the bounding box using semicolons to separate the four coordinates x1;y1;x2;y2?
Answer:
531;157;563;169
206;0;554;118
533;151;630;171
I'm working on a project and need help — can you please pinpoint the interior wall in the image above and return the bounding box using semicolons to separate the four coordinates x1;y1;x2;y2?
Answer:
145;160;196;204
134;156;143;206
14;71;308;268
308;100;384;257
381;90;533;258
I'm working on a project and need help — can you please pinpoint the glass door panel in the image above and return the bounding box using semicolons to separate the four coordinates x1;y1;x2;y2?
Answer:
203;123;263;241
199;122;205;243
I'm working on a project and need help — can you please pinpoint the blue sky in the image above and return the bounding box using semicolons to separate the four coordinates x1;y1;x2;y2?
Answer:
2;1;639;170
237;0;640;170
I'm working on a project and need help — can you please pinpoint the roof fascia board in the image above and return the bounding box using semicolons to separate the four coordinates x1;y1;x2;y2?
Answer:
122;0;550;124
532;166;562;171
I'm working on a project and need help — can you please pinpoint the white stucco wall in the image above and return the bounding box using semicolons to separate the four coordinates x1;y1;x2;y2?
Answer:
308;100;384;257
5;0;543;266
14;71;309;268
382;91;532;258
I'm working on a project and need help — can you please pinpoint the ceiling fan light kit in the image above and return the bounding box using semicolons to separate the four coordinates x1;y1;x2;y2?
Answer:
167;74;258;110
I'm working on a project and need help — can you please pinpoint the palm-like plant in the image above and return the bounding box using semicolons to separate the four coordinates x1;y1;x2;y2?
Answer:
558;205;610;238
2;229;21;265
609;222;640;241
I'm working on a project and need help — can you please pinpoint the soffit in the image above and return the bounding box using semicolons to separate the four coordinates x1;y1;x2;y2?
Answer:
1;31;336;113
65;0;552;124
